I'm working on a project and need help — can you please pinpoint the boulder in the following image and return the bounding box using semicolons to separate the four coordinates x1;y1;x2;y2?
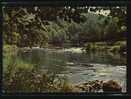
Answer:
102;80;122;92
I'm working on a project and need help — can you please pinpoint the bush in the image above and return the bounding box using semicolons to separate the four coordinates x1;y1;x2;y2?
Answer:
3;45;72;92
109;41;127;53
3;66;72;93
119;42;127;53
109;46;120;53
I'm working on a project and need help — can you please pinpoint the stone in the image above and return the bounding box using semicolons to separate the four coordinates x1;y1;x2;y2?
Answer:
102;80;122;92
91;80;103;90
73;80;122;93
74;80;103;92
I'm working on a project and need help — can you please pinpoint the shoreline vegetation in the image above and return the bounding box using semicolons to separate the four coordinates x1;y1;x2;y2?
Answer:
13;40;127;56
83;41;127;55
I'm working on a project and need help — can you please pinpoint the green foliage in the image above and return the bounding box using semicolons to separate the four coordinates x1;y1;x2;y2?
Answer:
3;66;72;92
3;45;72;92
84;41;126;54
3;6;127;47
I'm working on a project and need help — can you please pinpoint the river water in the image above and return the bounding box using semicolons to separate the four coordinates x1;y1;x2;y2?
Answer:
18;47;127;92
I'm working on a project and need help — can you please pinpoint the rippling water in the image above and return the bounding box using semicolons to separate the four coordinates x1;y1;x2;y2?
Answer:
18;47;127;92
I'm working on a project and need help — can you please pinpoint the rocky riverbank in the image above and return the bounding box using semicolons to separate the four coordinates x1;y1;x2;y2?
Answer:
71;80;122;93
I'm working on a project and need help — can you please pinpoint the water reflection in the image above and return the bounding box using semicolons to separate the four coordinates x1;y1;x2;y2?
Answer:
18;48;126;73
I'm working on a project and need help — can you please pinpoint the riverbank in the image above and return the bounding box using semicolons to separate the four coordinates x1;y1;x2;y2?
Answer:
3;44;126;93
11;41;127;55
3;64;124;93
83;41;127;55
72;80;123;93
3;56;124;93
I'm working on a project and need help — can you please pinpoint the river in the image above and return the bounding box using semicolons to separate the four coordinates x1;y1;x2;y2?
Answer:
18;47;127;92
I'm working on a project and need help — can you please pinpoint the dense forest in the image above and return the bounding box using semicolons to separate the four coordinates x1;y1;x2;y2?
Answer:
2;6;127;48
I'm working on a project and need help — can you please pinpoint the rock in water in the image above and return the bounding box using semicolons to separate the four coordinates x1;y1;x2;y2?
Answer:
102;80;122;92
